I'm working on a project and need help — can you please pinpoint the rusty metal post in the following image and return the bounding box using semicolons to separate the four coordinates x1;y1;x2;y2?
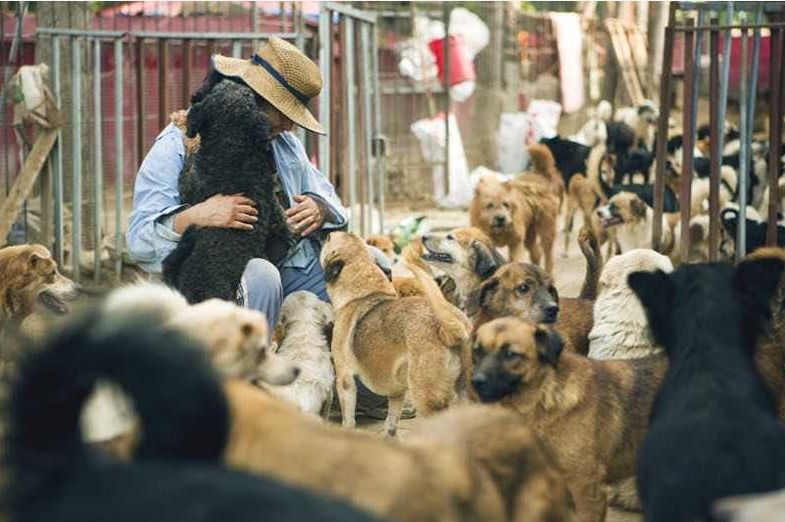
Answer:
182;39;192;107
679;19;696;261
708;24;721;261
158;38;169;129
767;26;784;245
737;26;749;261
442;2;450;200
652;10;675;251
135;38;145;166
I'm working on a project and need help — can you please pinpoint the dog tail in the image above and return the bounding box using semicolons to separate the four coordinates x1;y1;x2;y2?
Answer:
2;311;229;509
578;226;602;300
406;263;470;348
162;226;198;288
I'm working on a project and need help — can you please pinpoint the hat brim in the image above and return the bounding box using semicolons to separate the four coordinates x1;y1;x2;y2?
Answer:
213;54;325;135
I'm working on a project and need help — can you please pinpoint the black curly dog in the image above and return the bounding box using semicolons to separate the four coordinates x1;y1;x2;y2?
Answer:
163;79;292;303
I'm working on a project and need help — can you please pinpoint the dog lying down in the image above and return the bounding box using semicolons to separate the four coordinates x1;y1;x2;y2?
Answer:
1;311;377;522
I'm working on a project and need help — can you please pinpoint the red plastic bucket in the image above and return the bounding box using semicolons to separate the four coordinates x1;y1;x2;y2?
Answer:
428;35;476;86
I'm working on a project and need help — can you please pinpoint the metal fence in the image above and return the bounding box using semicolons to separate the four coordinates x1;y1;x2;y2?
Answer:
652;1;785;261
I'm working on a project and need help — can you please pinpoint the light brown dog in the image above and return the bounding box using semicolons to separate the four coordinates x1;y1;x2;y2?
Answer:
225;379;575;522
420;227;505;313
467;230;600;354
469;175;558;274
0;244;81;328
518;143;565;206
365;234;397;263
321;231;469;435
471;317;667;522
564;174;605;256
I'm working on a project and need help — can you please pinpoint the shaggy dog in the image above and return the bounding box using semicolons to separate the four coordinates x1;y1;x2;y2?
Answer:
162;79;291;303
469;175;558;274
518;143;565;205
596;192;678;258
265;291;335;417
629;261;785;522
588;249;672;360
0;312;377;522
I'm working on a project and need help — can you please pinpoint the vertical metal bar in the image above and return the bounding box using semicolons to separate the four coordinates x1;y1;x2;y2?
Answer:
295;3;306;146
114;38;124;278
344;16;357;234
708;25;721;261
93;37;103;281
135;38;145;166
157;38;168;130
767;26;784;245
737;26;749;261
231;39;242;58
71;36;83;283
182;39;191;107
318;5;331;181
442;2;450;200
679;20;696;261
745;6;763;210
361;21;374;237
716;2;734;159
371;22;384;234
652;20;674;251
52;35;64;267
688;11;705;145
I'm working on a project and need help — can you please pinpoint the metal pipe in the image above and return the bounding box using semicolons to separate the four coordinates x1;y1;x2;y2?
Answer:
670;22;785;32
295;3;306;147
318;4;331;182
442;2;450;200
114;38;124;278
715;2;733;163
52;35;64;267
708;26;721;261
232;39;242;58
135;39;145;166
93;37;103;281
321;2;377;24
158;39;168;130
361;21;374;236
767;26;783;245
737;26;749;261
343;16;358;234
679;20;696;261
130;31;300;40
745;6;763;212
371;22;384;234
36;28;126;37
182;39;191;107
688;11;705;147
71;36;83;282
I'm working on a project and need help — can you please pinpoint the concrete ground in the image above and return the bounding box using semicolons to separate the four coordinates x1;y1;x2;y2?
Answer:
346;204;642;522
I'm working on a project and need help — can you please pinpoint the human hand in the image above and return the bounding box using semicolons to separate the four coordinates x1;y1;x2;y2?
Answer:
285;195;324;237
175;193;257;232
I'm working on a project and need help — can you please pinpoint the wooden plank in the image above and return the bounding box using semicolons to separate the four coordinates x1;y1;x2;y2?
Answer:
0;128;60;246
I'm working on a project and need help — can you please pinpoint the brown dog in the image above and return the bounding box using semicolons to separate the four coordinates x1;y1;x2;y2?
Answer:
420;227;505;313
467;230;600;354
564;174;605;256
0;244;81;327
365;234;397;263
469;175;558;274
471;317;667;522
224;379;575;522
321;232;469;435
518;143;565;206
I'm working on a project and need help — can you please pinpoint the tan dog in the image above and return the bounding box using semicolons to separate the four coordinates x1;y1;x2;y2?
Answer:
468;230;600;354
564;174;605;256
225;379;575;522
469;175;558;274
365;234;397;263
471;317;667;522
321;231;469;436
518;143;565;206
595;192;678;258
0;244;81;328
419;227;505;313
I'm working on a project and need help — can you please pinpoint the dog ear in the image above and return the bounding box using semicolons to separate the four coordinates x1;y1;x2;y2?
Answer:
547;284;560;305
534;326;563;367
26;251;46;269
323;258;345;284
735;257;785;340
628;270;673;346
466;277;499;317
322;321;334;347
472;241;503;279
631;197;647;218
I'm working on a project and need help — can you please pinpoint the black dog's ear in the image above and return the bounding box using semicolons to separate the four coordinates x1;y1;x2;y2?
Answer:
323;259;345;284
322;321;334;347
466;277;499;317
472;241;504;279
534;326;563;367
548;284;560;305
735;257;785;339
628;270;673;346
186;100;207;138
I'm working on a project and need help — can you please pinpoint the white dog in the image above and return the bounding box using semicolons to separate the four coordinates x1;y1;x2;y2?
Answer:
588;249;673;360
265;291;335;418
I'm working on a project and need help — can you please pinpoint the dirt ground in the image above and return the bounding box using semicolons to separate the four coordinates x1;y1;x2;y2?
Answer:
346;204;641;522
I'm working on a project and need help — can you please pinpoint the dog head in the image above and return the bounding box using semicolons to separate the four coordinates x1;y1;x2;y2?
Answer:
168;300;299;386
471;317;563;403
186;79;272;143
599;249;673;293
596;192;648;229
321;232;396;306
468;262;559;325
0;244;82;319
637;100;659;124
421;227;504;283
365;234;397;264
471;176;519;234
277;290;334;348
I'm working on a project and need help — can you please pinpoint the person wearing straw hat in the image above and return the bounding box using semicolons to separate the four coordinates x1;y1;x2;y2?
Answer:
127;38;392;329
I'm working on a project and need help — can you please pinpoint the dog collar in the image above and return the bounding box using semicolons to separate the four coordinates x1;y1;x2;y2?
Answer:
251;54;310;106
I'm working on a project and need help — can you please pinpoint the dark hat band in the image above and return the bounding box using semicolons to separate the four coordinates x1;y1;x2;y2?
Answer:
251;54;310;106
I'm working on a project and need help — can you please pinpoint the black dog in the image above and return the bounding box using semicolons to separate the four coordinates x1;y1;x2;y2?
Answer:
163;79;292;303
0;312;378;522
540;135;591;187
720;207;785;255
629;261;785;522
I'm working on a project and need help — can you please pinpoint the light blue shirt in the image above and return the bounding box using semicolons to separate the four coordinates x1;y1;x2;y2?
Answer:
126;124;347;273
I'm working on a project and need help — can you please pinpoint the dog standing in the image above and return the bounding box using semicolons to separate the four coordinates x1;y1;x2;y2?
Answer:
162;80;292;303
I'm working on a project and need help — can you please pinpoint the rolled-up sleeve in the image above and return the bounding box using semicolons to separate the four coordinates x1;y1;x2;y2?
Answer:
126;124;187;272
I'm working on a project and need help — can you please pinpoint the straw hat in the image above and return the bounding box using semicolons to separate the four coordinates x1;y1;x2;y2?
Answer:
213;37;324;135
